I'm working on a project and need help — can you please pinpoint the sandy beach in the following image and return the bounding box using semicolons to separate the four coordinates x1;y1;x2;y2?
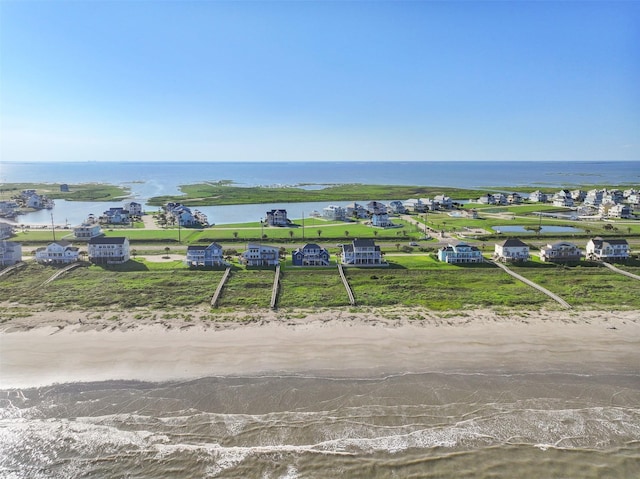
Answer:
1;306;639;389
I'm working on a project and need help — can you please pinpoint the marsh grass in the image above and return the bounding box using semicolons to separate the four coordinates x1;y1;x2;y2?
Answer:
215;270;274;308
277;268;349;308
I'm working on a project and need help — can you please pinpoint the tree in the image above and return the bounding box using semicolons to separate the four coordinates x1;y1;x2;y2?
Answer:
373;230;378;237
233;231;238;239
131;249;137;260
628;227;632;235
289;230;294;241
344;230;349;238
395;243;400;251
317;229;322;238
604;223;614;231
164;246;170;258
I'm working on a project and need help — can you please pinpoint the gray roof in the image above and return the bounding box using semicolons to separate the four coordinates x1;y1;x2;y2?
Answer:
88;236;127;244
500;238;528;247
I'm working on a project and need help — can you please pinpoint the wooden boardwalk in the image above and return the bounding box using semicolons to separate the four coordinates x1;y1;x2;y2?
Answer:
338;264;356;306
42;262;86;285
490;260;571;309
210;266;232;307
270;265;281;309
0;262;26;279
600;262;640;281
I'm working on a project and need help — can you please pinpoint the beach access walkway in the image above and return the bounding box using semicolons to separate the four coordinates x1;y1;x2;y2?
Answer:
600;262;640;281
0;262;26;279
489;260;571;309
338;264;356;306
42;262;87;286
270;265;281;309
210;266;232;307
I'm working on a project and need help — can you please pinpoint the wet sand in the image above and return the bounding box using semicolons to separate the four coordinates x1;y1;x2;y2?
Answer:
1;308;638;389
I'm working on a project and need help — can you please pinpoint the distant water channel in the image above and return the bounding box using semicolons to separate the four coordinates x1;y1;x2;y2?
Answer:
492;225;584;234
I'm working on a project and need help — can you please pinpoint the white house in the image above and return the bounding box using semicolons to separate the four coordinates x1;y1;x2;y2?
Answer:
540;241;582;263
35;240;80;264
0;240;22;266
240;244;280;266
345;202;369;218
185;242;226;268
604;203;632;219
403;198;426;212
74;223;103;239
341;239;385;266
528;191;548;203
101;207;130;225
494;238;530;262
88;237;130;265
437;242;483;264
0;201;18;218
323;205;346;221
586;237;629;262
0;221;13;240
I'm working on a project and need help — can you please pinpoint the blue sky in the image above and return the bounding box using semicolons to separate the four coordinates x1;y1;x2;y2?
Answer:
1;1;638;162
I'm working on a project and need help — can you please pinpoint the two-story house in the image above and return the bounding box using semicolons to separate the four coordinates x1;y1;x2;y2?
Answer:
494;238;530;262
586;237;629;262
240;244;280;266
73;223;103;239
540;241;582;263
0;221;13;240
88;237;130;265
265;209;289;227
185;242;226;267
341;239;385;266
0;240;22;266
323;205;346;221
437;242;483;264
35;240;79;264
292;243;330;266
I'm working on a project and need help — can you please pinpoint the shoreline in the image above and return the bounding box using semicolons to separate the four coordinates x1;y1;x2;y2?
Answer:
1;307;639;389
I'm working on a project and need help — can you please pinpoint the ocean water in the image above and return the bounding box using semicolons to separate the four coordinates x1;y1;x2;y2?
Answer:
1;372;639;478
2;160;638;225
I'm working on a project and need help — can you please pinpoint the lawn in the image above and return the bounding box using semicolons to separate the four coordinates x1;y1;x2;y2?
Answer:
277;267;350;308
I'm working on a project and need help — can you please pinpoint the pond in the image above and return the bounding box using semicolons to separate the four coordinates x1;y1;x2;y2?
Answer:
492;225;583;234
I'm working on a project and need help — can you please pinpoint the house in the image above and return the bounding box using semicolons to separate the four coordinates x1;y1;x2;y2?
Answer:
101;207;130;225
604;203;632;219
185;242;226;267
240;243;280;266
437;242;483;264
403;198;426;212
434;195;453;209
35;240;80;264
477;194;495;205
323;205;346;221
387;200;406;214
19;189;54;209
552;192;574;207
528;191;548;203
586;237;630;262
164;202;207;227
124;201;143;216
341;239;385;266
584;189;604;207
540;241;582;263
0;221;14;239
507;193;523;204
366;201;387;215
88;236;130;264
494;238;530;263
345;202;369;218
265;209;289;227
292;243;330;266
570;189;586;202
371;213;393;227
73;223;103;239
0;201;18;218
60;184;70;192
0;240;22;266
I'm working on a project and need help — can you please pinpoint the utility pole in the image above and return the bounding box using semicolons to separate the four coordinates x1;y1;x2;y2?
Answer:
51;212;56;242
302;211;305;240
